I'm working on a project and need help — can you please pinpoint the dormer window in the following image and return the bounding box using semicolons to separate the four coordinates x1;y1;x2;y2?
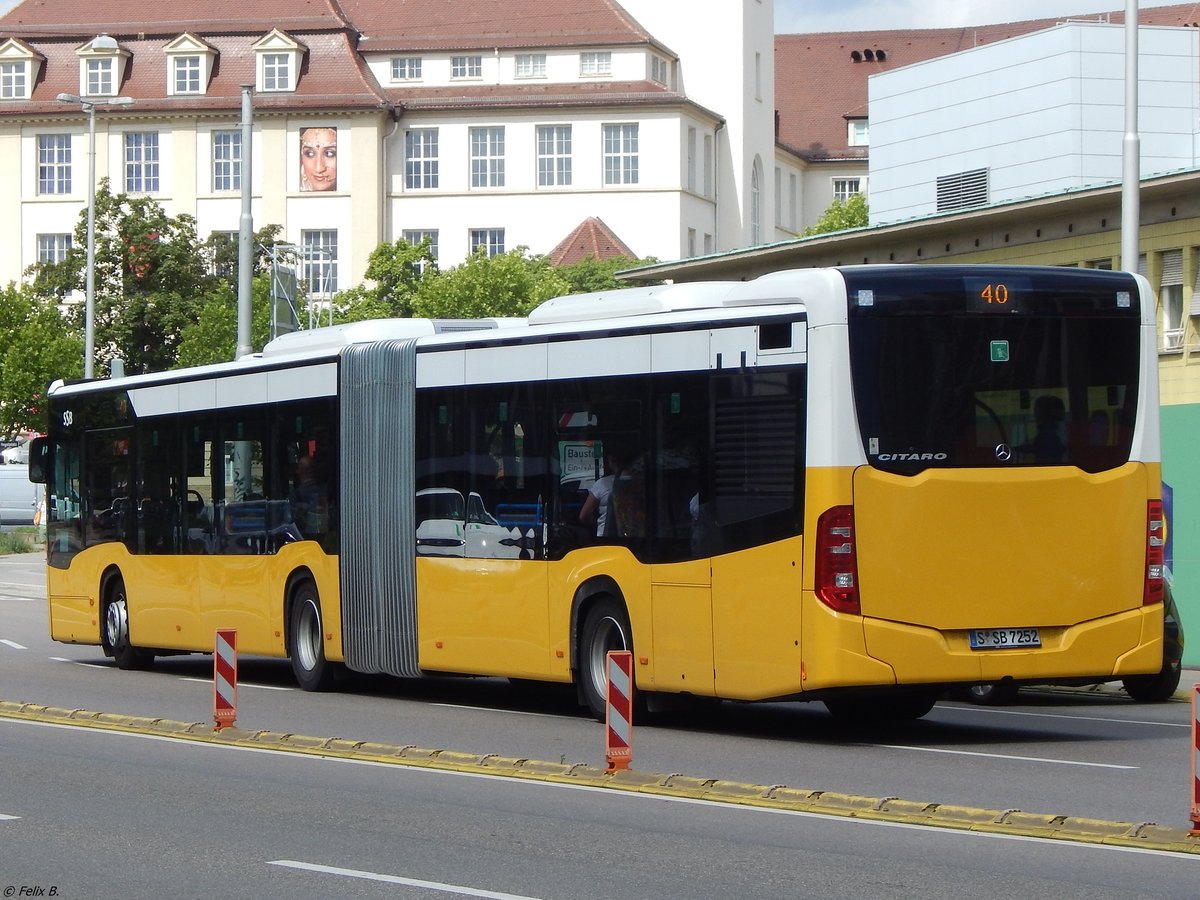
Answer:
848;118;869;146
76;34;127;98
451;55;482;79
0;39;43;100
650;55;670;86
253;29;305;93
165;34;217;97
580;51;612;77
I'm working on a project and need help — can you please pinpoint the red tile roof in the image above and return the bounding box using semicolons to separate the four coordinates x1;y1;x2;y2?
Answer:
549;216;636;266
776;3;1200;162
393;79;683;112
342;0;654;51
0;0;352;35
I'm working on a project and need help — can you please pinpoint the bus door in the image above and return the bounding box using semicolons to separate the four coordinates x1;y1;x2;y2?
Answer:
414;384;551;679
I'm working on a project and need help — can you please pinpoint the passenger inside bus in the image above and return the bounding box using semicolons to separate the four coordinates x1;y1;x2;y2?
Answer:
1020;394;1067;464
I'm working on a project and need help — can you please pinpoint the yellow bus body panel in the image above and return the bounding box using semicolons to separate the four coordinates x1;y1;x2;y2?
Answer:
852;462;1155;630
47;543;342;661
416;556;550;678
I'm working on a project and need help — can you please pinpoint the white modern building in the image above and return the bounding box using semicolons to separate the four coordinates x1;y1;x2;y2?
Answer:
866;21;1200;225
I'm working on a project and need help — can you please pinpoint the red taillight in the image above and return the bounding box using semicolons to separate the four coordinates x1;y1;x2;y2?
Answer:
1145;499;1165;606
816;505;860;615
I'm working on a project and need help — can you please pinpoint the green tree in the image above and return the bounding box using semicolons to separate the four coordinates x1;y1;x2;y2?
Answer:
332;237;437;322
174;274;275;368
804;192;869;236
556;255;661;294
0;284;82;435
33;180;222;375
412;248;571;319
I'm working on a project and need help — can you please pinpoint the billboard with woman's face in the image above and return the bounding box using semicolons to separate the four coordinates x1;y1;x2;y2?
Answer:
300;126;337;191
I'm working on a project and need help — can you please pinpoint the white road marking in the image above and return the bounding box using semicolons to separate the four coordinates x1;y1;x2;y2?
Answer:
0;639;27;650
944;705;1191;729
0;813;20;820
269;860;541;899
180;676;293;692
874;744;1136;769
1;716;1193;860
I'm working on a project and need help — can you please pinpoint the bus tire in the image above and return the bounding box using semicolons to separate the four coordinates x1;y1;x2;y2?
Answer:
102;576;153;671
578;597;636;722
1122;659;1182;703
289;580;334;691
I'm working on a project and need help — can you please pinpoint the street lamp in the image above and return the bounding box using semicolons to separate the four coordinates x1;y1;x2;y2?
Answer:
57;53;133;378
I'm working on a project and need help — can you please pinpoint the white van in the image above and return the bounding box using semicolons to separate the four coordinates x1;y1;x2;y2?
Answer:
0;464;40;526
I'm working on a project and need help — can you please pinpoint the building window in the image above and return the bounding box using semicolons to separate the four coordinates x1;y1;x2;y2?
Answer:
516;54;546;78
651;56;669;86
603;123;638;185
687;228;696;257
788;173;798;230
124;132;160;193
774;166;782;227
469;126;505;188
212;130;241;192
703;134;713;196
402;229;438;272
37;234;72;264
207;230;238;278
686;127;697;193
262;52;291;91
847;119;869;146
451;55;482;79
405;128;439;189
580;51;612;76
833;178;861;202
751;158;762;244
537;125;572;187
1160;249;1185;350
301;229;338;294
469;228;505;257
86;57;114;96
37;134;72;195
174;55;202;94
391;57;422;80
1;61;27;99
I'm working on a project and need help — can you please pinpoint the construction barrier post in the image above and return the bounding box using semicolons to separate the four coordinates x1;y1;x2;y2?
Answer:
214;628;237;731
605;649;633;772
1192;684;1200;835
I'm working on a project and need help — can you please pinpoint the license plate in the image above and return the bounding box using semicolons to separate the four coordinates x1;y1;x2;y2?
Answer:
969;627;1041;650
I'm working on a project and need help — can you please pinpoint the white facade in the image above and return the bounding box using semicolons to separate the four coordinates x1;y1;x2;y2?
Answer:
867;23;1200;225
2;1;784;293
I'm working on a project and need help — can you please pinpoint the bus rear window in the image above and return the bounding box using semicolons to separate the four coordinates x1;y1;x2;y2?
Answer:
845;270;1141;475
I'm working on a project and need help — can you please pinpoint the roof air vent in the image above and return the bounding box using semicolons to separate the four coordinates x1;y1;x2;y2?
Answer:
864;49;875;61
850;50;862;62
876;49;887;61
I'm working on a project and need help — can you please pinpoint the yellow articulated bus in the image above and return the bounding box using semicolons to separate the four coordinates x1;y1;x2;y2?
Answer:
30;265;1166;721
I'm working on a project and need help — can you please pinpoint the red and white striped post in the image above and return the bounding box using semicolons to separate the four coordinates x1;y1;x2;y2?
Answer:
605;649;633;772
213;628;238;730
1192;684;1200;834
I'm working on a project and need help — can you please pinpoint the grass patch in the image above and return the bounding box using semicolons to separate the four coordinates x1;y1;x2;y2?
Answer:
0;528;42;555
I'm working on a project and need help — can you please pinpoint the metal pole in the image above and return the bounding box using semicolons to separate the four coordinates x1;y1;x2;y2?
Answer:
84;101;97;379
1120;0;1140;272
235;85;254;360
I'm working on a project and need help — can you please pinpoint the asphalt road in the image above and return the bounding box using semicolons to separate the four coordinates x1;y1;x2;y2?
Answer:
1;550;1197;837
3;712;1200;900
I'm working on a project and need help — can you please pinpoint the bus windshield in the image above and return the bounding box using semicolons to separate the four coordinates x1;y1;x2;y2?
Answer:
844;267;1142;475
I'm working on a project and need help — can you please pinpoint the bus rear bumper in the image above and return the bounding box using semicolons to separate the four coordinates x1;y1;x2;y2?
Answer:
862;605;1165;686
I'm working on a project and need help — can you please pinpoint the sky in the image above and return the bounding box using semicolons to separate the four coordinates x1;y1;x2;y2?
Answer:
775;0;1190;33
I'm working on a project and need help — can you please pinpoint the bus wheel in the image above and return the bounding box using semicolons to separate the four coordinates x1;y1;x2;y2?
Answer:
289;580;334;691
102;577;153;671
578;598;635;721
